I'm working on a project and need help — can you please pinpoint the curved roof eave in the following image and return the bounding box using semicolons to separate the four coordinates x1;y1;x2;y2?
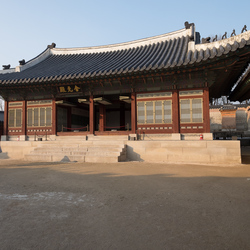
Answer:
0;25;249;87
51;28;190;55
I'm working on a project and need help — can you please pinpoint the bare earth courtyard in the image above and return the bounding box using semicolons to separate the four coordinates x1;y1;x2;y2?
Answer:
0;160;250;250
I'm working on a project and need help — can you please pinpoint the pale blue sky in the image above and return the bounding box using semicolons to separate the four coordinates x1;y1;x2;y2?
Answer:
0;0;249;68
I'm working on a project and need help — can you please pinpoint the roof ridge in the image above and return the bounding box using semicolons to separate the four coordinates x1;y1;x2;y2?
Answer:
51;28;191;55
194;30;250;51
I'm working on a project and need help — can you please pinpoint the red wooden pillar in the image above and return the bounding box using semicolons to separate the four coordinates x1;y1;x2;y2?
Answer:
21;100;26;135
52;99;57;135
89;95;95;134
172;90;180;133
99;104;106;132
3;101;8;135
203;87;210;133
131;92;137;133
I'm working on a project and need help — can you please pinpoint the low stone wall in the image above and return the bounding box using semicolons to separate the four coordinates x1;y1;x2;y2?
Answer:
126;140;241;164
0;141;37;159
1;139;241;164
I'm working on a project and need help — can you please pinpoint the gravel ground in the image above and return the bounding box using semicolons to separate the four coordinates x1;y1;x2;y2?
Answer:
0;160;250;250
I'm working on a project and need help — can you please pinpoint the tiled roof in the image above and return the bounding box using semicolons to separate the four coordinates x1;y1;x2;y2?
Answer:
229;63;250;101
210;104;249;109
0;24;249;85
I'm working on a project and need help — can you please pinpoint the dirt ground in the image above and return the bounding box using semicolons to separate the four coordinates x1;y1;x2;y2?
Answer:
0;160;250;250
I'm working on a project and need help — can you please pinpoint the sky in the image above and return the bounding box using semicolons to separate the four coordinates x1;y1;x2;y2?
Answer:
0;0;249;69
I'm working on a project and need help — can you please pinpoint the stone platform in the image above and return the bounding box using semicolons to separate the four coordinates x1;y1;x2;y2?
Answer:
0;135;241;164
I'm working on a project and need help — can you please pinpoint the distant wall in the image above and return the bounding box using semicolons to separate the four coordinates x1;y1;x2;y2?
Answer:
210;109;222;131
210;105;250;134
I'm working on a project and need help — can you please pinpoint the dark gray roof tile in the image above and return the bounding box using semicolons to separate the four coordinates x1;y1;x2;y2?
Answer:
231;41;239;51
190;50;198;64
197;49;204;63
204;48;210;60
0;28;249;85
224;43;231;54
239;38;246;48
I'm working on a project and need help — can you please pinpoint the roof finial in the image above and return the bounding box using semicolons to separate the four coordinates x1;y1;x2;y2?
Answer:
2;64;10;70
230;29;236;37
184;21;194;29
19;59;25;65
222;32;227;39
201;37;211;44
241;25;247;33
47;43;56;49
212;35;218;42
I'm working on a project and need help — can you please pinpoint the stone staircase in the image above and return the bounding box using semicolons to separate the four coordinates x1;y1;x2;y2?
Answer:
24;136;127;163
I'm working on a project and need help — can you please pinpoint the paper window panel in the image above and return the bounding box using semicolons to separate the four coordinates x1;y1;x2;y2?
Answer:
192;99;202;123
40;108;45;126
155;101;162;123
27;109;33;127
16;109;22;127
146;102;154;124
8;110;15;127
46;107;52;126
137;102;145;124
163;100;172;123
34;108;39;126
180;99;191;123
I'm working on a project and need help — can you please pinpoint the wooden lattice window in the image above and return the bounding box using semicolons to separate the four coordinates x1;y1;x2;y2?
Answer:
8;108;22;128
137;102;145;124
27;107;52;127
146;102;154;124
180;98;203;123
155;101;162;124
137;100;172;124
163;100;172;123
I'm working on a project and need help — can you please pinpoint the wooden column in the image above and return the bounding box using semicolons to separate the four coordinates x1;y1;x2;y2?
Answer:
131;92;137;133
21;100;26;135
89;95;95;134
172;90;180;133
203;87;210;133
3;101;8;135
52;99;57;135
99;104;106;132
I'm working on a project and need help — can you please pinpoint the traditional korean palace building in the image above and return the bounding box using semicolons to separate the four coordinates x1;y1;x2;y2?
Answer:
0;22;249;141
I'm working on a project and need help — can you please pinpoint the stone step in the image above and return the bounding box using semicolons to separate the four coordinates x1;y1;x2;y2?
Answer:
35;147;81;151
34;144;124;151
85;151;121;157
55;136;87;141
24;139;127;163
36;141;90;145
87;135;128;141
34;141;125;147
91;141;126;146
88;145;124;152
84;156;119;163
31;150;87;155
140;134;172;141
25;154;86;162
